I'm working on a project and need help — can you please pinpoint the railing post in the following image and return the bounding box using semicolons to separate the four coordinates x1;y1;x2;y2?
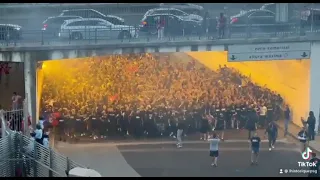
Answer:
1;110;5;138
66;157;70;175
95;28;97;44
49;149;53;177
33;140;38;177
23;99;29;136
41;30;44;45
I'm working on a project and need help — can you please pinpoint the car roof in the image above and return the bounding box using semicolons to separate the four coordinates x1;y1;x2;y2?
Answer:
64;18;106;24
233;9;274;18
46;16;83;19
62;9;96;12
0;24;21;28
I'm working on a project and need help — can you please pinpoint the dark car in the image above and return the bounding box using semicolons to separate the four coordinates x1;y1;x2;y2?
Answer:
59;9;125;25
0;24;21;41
229;9;293;33
42;16;83;36
139;14;202;36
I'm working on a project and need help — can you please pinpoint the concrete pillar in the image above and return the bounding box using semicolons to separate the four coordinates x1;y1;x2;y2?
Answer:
24;53;37;128
310;42;320;133
276;3;289;23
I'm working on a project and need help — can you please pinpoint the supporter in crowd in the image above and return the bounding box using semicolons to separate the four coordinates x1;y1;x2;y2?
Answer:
39;53;285;140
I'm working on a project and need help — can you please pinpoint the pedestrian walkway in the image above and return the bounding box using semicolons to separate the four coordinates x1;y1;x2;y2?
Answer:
56;143;140;177
275;120;320;153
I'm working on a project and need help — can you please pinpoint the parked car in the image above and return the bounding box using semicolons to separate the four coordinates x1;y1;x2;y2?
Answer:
260;3;275;12
139;14;201;36
58;18;138;40
42;16;83;36
159;3;204;16
144;8;203;23
229;9;294;33
59;9;125;25
0;24;21;40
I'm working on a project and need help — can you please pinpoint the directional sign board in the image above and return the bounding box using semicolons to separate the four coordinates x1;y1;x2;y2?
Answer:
228;42;311;62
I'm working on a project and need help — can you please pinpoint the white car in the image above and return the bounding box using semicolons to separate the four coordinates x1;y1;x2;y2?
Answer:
144;8;203;23
59;18;138;40
159;3;204;15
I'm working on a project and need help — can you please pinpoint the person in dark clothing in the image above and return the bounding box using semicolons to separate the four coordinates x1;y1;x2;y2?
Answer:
307;111;316;141
246;106;258;140
265;121;278;151
284;105;290;137
202;11;210;35
217;12;226;39
308;152;320;177
250;132;261;165
200;113;209;140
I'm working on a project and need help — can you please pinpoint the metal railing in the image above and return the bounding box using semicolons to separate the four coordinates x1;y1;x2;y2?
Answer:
1;23;319;47
0;108;87;177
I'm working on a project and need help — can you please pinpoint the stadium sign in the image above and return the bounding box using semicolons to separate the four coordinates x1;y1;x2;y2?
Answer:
228;42;311;62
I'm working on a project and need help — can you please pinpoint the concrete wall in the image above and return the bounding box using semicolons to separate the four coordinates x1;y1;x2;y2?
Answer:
310;42;320;132
0;63;25;109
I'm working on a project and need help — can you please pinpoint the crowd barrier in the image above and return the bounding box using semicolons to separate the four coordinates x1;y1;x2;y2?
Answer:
0;108;87;177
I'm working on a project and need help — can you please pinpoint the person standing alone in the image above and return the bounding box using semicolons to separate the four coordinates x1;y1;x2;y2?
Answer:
306;111;316;141
208;132;220;167
284;105;290;137
157;16;165;40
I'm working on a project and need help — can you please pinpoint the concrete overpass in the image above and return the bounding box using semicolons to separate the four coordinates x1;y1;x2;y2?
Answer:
0;35;319;131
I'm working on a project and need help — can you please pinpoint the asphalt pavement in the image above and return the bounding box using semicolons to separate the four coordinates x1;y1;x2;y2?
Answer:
117;142;306;177
55;128;315;177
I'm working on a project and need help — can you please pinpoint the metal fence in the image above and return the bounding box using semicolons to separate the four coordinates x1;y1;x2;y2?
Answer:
0;108;87;177
1;23;319;47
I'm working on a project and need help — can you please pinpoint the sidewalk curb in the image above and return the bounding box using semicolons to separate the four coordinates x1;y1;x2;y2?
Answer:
275;121;320;154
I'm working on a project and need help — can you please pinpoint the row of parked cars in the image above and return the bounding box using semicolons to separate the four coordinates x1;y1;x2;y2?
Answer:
1;3;320;41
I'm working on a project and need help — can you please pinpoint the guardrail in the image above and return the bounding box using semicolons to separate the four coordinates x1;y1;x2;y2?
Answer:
0;109;87;177
0;23;318;47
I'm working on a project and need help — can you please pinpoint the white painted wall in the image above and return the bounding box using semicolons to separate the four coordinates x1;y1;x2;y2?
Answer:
310;42;320;132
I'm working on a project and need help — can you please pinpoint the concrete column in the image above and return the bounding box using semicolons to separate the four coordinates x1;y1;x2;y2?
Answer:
310;42;320;133
24;53;37;128
276;3;289;23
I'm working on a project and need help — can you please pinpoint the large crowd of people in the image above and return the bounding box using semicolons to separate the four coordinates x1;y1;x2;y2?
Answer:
39;53;285;140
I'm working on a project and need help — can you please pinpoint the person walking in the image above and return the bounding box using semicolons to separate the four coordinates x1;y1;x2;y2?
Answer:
157;16;165;40
250;132;261;165
298;126;308;153
217;12;226;39
284;105;290;137
176;118;185;148
306;111;316;141
265;121;278;151
246;105;258;140
208;132;220;167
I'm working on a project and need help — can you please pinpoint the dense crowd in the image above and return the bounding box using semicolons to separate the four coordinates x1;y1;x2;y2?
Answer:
40;53;284;140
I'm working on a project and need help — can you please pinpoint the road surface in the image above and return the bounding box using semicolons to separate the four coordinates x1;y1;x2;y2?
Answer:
56;129;312;177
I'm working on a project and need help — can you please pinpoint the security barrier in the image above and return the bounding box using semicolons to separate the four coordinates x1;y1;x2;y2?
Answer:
0;108;87;177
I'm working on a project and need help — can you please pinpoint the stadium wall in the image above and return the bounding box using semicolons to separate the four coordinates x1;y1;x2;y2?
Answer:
187;51;310;127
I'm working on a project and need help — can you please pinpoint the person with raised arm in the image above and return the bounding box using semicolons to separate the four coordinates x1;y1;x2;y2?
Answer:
208;132;220;167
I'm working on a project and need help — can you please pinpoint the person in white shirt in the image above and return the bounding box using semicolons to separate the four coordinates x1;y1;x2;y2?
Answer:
259;104;267;129
208;132;220;167
34;124;43;145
